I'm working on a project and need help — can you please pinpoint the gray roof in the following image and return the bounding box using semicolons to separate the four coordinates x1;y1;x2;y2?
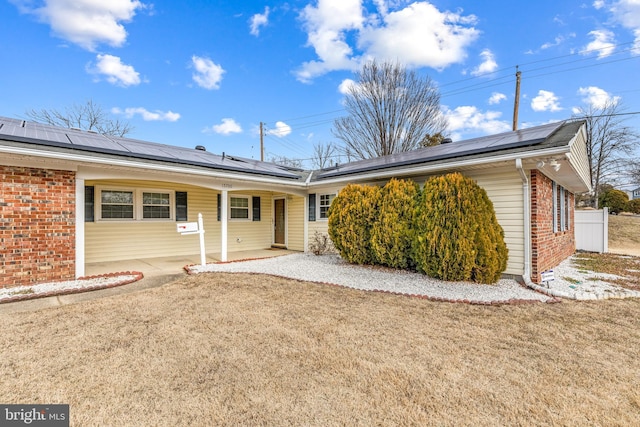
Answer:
0;117;302;180
315;121;579;180
0;116;584;183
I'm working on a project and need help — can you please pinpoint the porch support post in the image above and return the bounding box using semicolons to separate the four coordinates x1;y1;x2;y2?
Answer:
75;177;85;278
221;189;228;262
303;195;309;252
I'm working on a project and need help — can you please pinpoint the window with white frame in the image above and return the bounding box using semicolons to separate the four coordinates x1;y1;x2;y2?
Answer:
319;193;335;219
230;196;250;220
101;190;134;219
552;182;570;232
142;192;171;219
97;187;174;221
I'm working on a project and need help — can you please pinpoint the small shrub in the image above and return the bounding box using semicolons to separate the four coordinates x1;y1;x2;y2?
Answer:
328;184;380;264
370;178;420;269
308;231;335;255
412;173;508;283
626;198;640;214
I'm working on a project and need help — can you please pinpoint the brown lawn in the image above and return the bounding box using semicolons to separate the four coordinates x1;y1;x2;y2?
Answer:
1;273;639;426
609;214;640;256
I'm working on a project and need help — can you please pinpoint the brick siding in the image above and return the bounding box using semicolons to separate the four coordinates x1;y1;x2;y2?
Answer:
0;166;76;288
530;170;575;283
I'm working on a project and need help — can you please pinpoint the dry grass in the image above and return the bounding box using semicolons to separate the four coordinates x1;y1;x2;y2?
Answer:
609;214;640;256
1;273;639;426
574;252;640;290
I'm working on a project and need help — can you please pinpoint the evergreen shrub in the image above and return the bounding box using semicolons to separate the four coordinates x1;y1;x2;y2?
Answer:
370;178;420;269
599;189;629;214
328;184;381;264
412;173;508;283
626;198;640;214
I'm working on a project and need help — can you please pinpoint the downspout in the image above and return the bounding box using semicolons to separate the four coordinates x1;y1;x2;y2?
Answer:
515;158;533;288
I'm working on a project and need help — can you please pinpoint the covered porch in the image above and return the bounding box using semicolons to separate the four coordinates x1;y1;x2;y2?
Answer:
85;248;300;279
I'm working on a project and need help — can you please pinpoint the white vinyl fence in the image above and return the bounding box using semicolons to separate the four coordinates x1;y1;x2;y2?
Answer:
575;208;608;253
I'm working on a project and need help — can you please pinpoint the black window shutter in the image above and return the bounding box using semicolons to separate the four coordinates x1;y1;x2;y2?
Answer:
85;186;95;222
175;191;188;221
252;196;261;221
308;193;316;222
217;193;221;221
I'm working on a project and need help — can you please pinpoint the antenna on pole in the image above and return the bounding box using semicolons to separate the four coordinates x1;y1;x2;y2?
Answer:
513;66;522;131
259;121;264;161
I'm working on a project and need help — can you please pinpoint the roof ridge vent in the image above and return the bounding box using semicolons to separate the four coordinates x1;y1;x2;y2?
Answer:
195;145;206;151
20;120;26;128
70;126;82;131
441;138;453;144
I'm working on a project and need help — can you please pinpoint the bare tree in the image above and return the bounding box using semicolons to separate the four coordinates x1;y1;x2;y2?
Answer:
332;60;448;160
25;99;133;137
572;101;640;208
269;155;303;169
311;141;338;169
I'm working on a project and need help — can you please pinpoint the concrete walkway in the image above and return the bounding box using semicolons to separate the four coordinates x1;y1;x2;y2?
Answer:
1;249;297;314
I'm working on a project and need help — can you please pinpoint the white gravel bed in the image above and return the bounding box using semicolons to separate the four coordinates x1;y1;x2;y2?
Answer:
0;274;139;302
189;253;553;303
531;255;640;300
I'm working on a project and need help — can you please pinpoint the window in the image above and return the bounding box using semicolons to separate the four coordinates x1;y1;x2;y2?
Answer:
319;193;335;219
230;196;250;219
143;192;171;219
552;182;570;232
101;190;134;219
96;187;175;221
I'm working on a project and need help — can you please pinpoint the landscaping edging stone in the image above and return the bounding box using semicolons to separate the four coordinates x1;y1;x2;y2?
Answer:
0;271;144;304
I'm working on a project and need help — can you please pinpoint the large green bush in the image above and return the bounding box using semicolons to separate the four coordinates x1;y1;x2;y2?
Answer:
328;184;380;265
370;178;420;269
599;189;629;214
412;173;508;283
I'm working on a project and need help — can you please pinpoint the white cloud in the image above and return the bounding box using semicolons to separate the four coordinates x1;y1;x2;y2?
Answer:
112;107;180;121
338;78;357;94
488;92;507;105
204;118;243;135
575;86;621;110
531;90;562;112
443;106;511;141
471;49;498;76
89;54;141;86
191;55;225;90
296;0;479;82
266;121;292;137
608;0;640;54
593;0;605;10
581;29;616;58
249;6;270;36
12;0;144;51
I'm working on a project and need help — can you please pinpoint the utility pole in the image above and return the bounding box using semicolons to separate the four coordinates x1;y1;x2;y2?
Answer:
512;67;521;131
259;122;264;161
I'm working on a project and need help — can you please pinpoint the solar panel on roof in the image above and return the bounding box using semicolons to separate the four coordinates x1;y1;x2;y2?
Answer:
0;116;301;179
316;121;564;179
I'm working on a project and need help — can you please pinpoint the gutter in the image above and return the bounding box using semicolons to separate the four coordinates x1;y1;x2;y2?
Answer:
515;158;534;289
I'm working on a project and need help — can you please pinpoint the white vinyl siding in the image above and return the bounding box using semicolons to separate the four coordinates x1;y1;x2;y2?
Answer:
287;196;305;251
86;180;219;263
465;168;525;276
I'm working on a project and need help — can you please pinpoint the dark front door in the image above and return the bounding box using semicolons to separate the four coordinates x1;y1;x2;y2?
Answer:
274;198;285;245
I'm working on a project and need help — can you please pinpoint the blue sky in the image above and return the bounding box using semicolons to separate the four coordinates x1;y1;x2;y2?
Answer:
2;0;639;171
